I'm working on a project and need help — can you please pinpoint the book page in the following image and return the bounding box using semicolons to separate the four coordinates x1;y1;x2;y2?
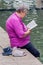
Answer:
27;20;38;30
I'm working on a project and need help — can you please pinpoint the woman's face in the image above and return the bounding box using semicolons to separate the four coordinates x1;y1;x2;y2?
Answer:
20;11;27;18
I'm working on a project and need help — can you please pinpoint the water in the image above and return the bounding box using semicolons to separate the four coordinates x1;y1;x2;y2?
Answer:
0;0;34;9
0;0;43;63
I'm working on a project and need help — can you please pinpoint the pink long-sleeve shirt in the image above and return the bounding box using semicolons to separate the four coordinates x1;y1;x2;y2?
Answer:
6;12;30;48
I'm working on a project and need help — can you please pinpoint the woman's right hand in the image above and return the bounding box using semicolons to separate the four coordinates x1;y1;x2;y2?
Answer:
22;28;31;38
27;28;31;34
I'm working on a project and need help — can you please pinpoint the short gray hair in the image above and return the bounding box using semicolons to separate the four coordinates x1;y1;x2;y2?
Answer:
16;6;29;13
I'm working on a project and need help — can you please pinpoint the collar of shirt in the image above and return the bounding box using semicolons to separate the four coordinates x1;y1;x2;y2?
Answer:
14;12;22;21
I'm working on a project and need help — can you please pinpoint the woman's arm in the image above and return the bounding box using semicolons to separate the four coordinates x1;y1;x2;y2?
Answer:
22;28;31;38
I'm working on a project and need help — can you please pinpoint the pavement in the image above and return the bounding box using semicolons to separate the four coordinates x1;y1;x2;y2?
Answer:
0;27;43;65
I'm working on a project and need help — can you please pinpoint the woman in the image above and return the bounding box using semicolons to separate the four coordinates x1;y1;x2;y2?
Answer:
6;6;40;57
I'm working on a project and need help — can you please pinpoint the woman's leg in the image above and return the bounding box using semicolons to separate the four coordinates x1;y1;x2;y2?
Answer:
21;42;40;57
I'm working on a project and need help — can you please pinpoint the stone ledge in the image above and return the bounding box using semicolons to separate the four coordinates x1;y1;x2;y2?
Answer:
0;27;43;65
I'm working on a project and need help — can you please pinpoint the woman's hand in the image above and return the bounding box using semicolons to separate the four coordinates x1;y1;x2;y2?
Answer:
22;28;31;38
27;28;31;34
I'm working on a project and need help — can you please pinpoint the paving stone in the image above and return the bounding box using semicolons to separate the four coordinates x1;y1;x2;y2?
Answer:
14;51;42;65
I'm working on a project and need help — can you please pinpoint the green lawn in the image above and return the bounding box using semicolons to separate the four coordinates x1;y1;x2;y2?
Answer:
0;10;43;63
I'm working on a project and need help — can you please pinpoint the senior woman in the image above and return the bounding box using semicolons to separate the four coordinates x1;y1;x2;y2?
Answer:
6;6;40;57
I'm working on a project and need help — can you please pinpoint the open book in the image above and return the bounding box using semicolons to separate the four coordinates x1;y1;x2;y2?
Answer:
27;20;38;30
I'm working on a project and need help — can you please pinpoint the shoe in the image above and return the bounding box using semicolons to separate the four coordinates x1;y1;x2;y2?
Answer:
2;47;12;56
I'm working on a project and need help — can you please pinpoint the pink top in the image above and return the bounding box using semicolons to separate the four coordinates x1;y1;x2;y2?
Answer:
6;12;30;48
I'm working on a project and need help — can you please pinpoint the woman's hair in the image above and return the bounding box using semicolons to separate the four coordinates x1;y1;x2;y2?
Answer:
16;6;28;13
